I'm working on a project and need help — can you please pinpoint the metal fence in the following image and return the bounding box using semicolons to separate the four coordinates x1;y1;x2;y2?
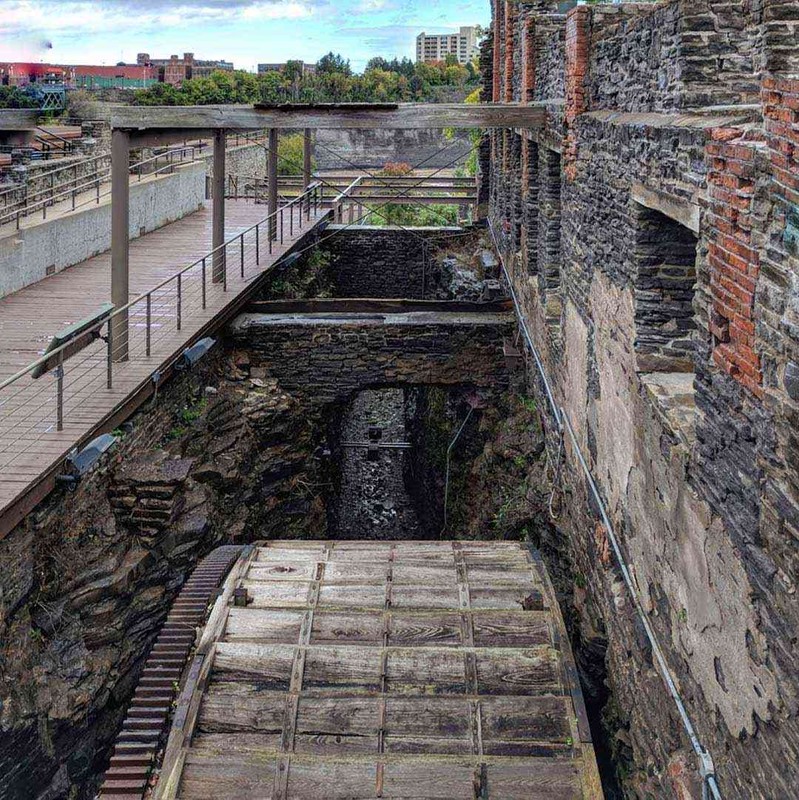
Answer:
0;181;324;474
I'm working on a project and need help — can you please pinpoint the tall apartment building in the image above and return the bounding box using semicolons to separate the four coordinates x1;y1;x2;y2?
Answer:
415;26;478;65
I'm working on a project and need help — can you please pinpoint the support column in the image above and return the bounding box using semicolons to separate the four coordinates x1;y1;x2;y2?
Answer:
111;129;130;362
212;128;226;283
303;128;312;188
268;128;278;240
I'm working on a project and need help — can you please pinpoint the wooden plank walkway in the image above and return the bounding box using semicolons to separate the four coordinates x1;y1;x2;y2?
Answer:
0;198;327;533
151;540;603;800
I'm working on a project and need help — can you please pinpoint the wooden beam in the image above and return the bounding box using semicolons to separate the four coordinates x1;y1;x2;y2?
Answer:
110;129;130;362
303;128;312;189
268;129;278;240
212;129;226;283
112;103;548;144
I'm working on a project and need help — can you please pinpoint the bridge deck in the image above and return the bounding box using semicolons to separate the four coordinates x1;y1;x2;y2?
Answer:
152;540;602;800
0;200;327;534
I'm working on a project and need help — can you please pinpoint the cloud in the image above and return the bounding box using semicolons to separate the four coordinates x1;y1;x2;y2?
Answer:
0;0;318;38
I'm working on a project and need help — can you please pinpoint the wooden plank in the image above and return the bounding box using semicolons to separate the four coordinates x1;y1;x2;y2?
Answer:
112;103;548;140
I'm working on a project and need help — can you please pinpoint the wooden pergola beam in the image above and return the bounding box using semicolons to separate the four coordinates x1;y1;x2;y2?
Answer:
111;103;547;146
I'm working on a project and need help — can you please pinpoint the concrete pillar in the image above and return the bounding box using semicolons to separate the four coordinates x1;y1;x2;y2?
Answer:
212;128;226;283
110;128;130;362
303;128;312;188
268;128;278;240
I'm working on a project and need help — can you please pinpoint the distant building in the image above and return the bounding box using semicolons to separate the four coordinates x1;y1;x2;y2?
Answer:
136;52;234;86
415;26;479;65
0;62;156;90
258;61;316;77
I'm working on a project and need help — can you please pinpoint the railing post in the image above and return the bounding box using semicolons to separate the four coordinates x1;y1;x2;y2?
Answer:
56;350;64;432
240;233;245;278
177;274;182;331
106;320;113;389
280;207;284;244
255;224;260;266
146;293;152;356
202;258;207;309
290;201;293;237
223;244;228;292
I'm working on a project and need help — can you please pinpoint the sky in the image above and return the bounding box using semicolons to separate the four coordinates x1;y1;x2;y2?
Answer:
0;0;489;73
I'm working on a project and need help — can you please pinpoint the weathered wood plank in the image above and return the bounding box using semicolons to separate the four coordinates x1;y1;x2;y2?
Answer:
112;103;547;141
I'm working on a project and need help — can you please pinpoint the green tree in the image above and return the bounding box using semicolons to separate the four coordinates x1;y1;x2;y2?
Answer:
316;52;351;77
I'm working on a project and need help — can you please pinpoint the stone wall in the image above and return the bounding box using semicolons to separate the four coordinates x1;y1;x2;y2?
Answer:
0;162;206;299
0;347;329;800
319;225;465;299
229;311;515;403
485;0;799;797
313;129;472;171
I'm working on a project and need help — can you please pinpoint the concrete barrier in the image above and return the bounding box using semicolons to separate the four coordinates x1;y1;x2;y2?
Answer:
0;161;206;299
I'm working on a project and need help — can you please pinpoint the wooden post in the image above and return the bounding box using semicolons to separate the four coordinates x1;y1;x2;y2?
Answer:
212;128;226;283
110;128;130;362
268;128;278;241
303;128;312;189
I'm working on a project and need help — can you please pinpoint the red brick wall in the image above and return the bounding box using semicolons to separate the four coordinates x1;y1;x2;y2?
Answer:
705;132;765;397
493;0;502;103
763;76;799;208
504;0;515;103
563;6;591;180
522;18;536;103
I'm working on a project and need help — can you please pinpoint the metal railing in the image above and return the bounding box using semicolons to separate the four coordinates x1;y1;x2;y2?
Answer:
0;181;323;474
0;146;198;230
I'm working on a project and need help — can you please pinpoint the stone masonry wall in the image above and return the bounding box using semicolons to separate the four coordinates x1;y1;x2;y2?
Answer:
486;0;799;797
320;225;464;299
229;312;514;403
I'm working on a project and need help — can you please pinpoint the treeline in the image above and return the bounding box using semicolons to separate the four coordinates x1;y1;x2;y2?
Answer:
131;52;480;106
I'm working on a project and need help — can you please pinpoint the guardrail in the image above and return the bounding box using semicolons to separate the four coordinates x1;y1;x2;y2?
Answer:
0;146;199;230
0;181;323;473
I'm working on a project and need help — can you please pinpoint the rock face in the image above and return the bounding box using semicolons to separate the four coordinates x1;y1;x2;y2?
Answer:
486;1;799;797
0;354;327;800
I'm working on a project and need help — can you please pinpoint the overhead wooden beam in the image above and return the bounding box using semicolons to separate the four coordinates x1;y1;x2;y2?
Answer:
111;103;548;145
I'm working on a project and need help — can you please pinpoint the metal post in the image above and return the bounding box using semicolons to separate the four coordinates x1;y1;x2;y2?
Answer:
268;128;278;241
255;224;260;266
280;208;284;244
240;233;245;278
110;128;130;362
201;258;207;309
106;320;114;389
146;293;152;356
290;202;293;237
177;274;182;331
213;128;226;283
56;350;64;432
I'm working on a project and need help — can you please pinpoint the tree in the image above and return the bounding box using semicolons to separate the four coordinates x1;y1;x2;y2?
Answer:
316;52;351;77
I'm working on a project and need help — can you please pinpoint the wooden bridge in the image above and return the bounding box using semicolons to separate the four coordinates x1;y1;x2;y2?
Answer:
99;540;603;800
0;187;328;537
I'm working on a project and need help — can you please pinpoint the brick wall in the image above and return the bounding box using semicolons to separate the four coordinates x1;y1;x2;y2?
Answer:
705;134;767;397
563;7;591;180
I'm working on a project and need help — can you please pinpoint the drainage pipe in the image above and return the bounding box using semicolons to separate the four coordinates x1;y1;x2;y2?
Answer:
487;219;721;800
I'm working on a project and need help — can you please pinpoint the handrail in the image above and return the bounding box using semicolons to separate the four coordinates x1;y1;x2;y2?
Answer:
0;146;198;230
0;181;323;394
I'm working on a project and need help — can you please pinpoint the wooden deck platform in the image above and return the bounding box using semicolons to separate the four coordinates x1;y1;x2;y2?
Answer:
153;540;603;800
0;199;327;535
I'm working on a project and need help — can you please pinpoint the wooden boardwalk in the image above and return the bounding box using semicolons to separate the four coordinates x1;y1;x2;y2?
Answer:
0;198;327;534
150;540;603;800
